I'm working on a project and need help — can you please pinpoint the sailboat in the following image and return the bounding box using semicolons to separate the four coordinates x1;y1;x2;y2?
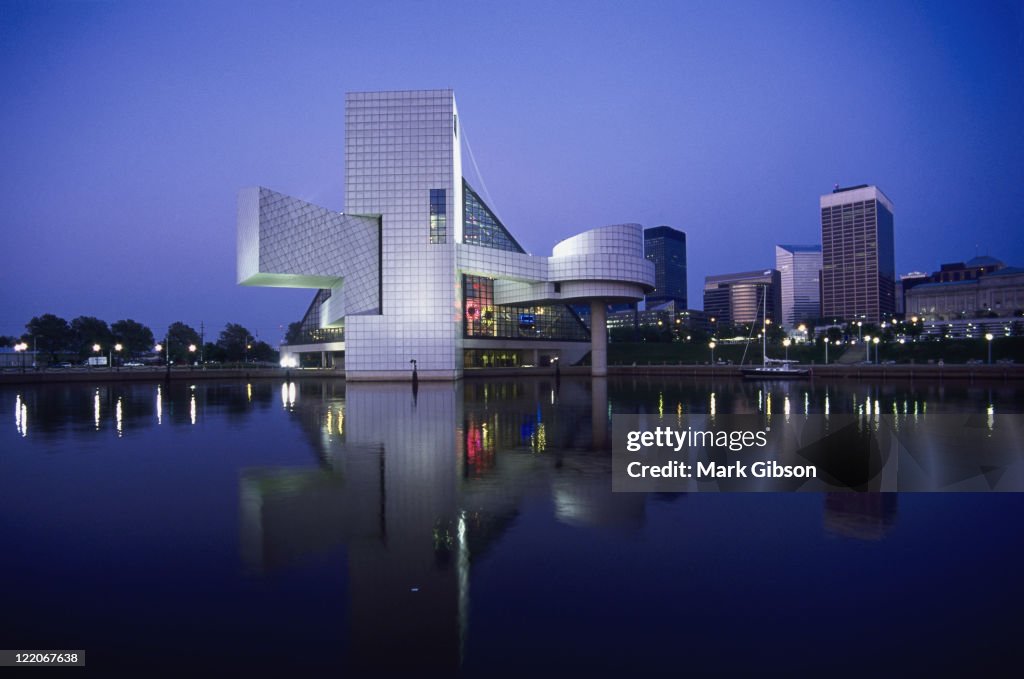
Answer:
741;280;809;380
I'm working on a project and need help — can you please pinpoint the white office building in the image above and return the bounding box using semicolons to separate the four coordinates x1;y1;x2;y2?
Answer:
775;244;822;329
237;90;654;380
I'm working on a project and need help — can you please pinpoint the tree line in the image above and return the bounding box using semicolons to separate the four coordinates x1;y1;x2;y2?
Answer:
1;315;278;364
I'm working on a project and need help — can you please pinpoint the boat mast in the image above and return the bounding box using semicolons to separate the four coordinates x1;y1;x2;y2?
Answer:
762;282;767;365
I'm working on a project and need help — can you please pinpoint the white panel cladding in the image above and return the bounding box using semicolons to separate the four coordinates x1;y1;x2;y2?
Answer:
237;186;261;284
456;244;549;281
493;280;646;305
236;187;380;315
549;224;655;289
344;90;461;375
552;223;646;258
320;281;346;327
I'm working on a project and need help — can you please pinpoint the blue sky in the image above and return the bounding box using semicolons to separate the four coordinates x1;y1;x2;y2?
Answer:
1;0;1022;341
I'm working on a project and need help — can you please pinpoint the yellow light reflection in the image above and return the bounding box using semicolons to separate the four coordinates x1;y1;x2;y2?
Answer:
658;392;664;418
337;407;344;435
15;394;27;437
247;383;252;402
190;393;197;425
116;397;123;438
156;385;162;425
709;392;716;417
533;422;547;453
94;389;101;430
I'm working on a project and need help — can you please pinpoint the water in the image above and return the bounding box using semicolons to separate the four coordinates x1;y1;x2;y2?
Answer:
2;377;1023;674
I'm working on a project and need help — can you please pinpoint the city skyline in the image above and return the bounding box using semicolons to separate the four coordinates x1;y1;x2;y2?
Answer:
2;1;1022;341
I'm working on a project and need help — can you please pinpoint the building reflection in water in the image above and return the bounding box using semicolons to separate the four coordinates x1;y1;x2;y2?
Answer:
239;378;644;672
9;375;1024;669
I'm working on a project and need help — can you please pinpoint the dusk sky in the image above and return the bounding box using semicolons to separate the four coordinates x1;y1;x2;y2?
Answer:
2;0;1022;343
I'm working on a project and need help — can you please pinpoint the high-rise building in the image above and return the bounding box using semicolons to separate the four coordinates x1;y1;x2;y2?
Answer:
644;226;687;308
703;269;781;328
820;185;895;323
775;244;822;329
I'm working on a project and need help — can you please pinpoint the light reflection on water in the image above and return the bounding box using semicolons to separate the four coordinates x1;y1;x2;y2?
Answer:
2;377;1024;674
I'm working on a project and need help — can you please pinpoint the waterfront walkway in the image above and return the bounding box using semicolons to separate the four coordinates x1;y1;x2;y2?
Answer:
2;363;1023;384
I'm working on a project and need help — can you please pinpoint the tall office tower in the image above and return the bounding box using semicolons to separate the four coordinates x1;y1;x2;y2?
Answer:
775;244;822;329
702;269;781;327
820;185;895;323
644;226;687;308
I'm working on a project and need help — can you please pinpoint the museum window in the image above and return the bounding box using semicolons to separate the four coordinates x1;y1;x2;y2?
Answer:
429;189;447;244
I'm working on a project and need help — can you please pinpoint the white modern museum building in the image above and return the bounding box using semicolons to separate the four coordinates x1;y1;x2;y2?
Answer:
238;90;654;380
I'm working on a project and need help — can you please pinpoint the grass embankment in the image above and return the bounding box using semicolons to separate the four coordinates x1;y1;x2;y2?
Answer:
608;337;1024;366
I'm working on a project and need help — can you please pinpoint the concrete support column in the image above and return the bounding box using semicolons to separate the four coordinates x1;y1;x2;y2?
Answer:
590;301;607;377
591;377;608;449
321;351;327;368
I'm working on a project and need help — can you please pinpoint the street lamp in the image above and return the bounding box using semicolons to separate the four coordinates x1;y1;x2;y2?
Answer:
113;343;122;370
985;333;994;364
824;336;829;364
14;341;27;372
872;336;880;364
864;335;871;363
783;337;791;361
709;340;716;365
189;343;197;368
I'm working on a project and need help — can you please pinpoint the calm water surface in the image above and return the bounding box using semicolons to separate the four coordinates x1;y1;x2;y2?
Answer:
2;377;1023;674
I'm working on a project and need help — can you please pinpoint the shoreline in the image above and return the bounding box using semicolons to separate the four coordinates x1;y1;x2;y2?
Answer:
1;363;1022;385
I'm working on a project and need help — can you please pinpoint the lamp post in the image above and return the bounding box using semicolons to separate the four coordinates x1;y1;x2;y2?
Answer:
14;341;27;372
93;343;101;369
824;336;828;364
864;335;871;363
709;341;716;365
189;344;197;369
872;336;880;364
114;343;122;371
783;338;791;362
985;333;994;364
156;338;170;380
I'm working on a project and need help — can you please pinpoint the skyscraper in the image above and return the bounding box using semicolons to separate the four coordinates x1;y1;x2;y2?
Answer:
644;226;687;308
703;269;781;328
820;185;895;323
775;244;822;329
